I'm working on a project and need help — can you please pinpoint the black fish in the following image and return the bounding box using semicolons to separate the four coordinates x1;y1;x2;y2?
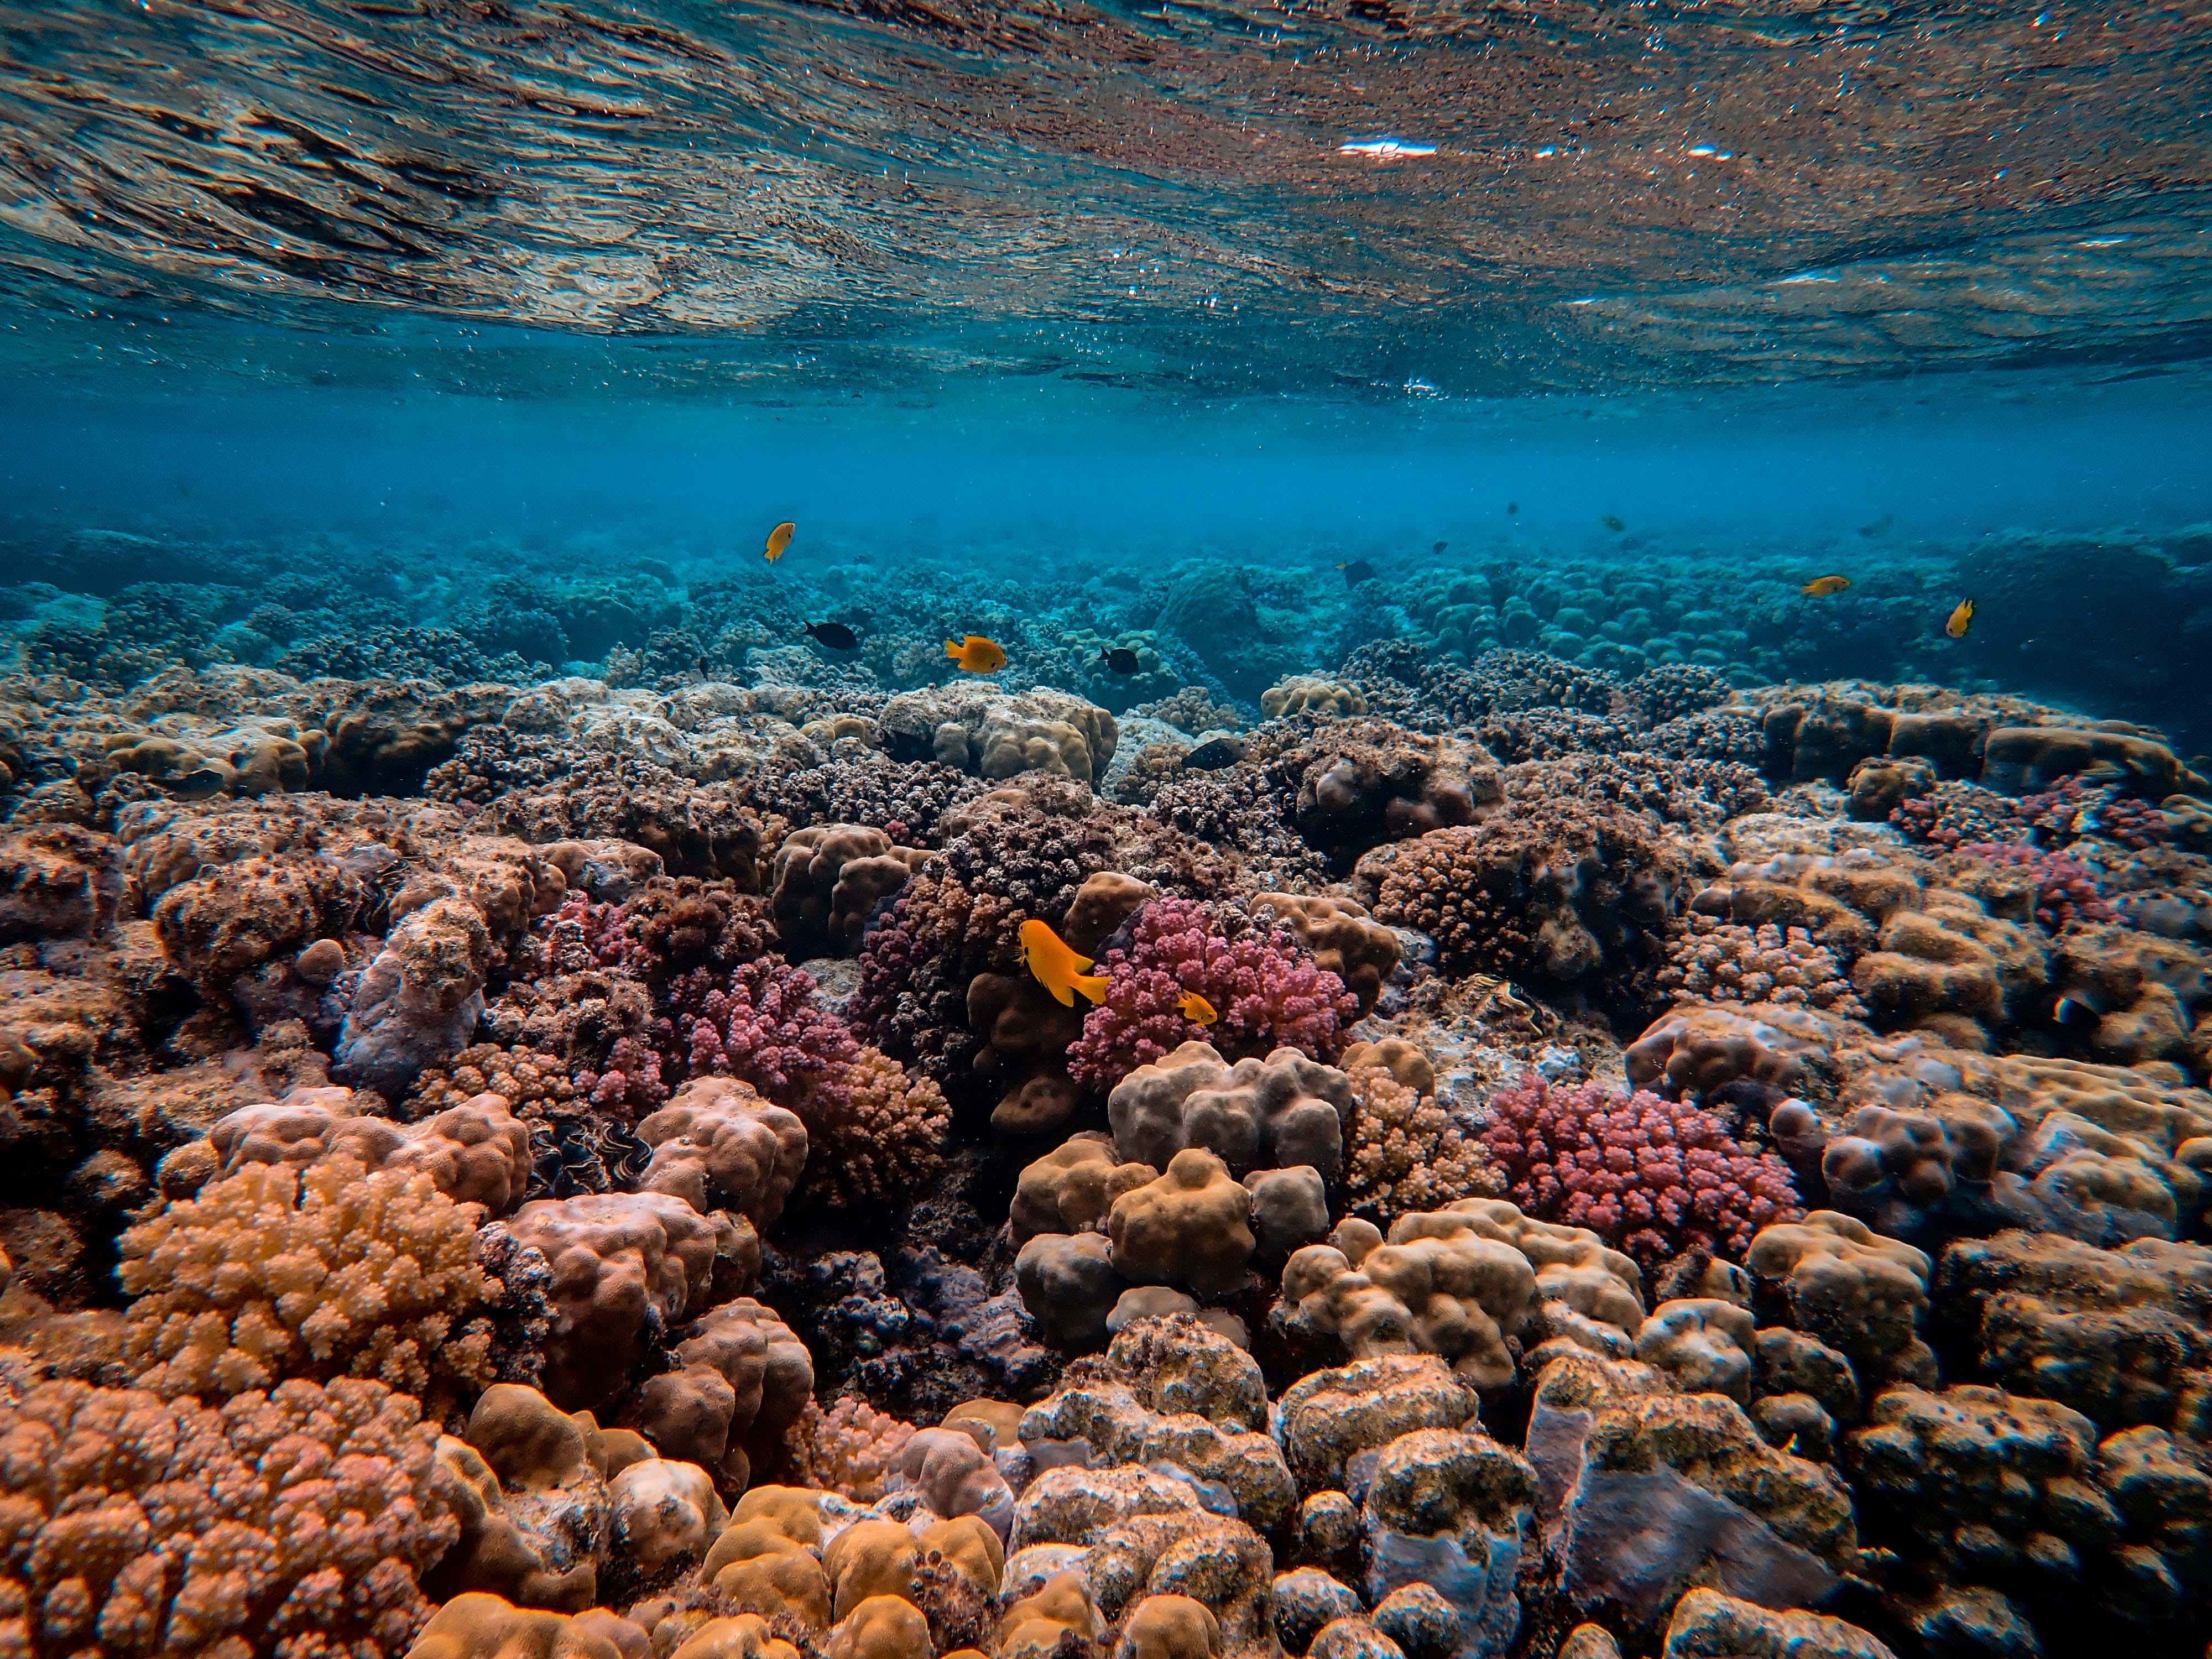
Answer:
1600;514;1625;532
1432;540;1448;555
1099;647;1140;675
1183;736;1245;770
804;622;859;651
1339;560;1378;587
1506;502;1519;514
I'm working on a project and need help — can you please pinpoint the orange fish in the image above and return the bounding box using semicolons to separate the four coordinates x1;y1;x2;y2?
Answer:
945;634;1008;674
1945;598;1975;638
1801;575;1851;597
1020;919;1109;1008
764;521;796;563
1179;990;1218;1025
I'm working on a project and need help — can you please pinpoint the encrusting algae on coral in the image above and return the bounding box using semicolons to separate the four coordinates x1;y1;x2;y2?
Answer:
3;546;2212;1659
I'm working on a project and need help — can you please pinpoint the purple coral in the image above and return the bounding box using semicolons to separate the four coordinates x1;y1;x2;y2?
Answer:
1478;1077;1803;1269
1067;896;1358;1088
662;957;859;1112
1954;841;2116;932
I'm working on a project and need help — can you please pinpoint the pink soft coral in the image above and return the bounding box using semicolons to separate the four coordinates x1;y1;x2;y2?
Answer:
1068;897;1358;1088
1479;1077;1802;1269
1954;841;2116;932
661;957;859;1115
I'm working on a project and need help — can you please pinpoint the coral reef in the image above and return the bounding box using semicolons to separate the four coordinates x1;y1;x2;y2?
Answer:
9;548;2212;1659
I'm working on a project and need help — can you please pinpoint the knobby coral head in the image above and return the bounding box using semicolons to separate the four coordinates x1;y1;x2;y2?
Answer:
1479;1076;1803;1269
1067;895;1358;1088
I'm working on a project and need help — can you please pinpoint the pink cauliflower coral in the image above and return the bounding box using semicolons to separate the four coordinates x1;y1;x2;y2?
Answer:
661;957;859;1114
1479;1077;1802;1269
1954;841;2116;931
1068;897;1358;1088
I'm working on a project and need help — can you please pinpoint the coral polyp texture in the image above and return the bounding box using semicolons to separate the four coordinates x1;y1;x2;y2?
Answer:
6;532;2212;1659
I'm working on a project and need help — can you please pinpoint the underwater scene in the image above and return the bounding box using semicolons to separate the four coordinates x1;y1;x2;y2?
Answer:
4;2;2212;1658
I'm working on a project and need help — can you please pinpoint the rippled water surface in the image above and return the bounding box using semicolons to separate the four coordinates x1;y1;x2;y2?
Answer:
4;0;2209;397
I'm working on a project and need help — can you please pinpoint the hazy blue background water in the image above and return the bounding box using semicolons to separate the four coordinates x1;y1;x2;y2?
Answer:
3;0;2210;726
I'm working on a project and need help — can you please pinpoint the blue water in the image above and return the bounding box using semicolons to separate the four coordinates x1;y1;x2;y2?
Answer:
3;0;2211;740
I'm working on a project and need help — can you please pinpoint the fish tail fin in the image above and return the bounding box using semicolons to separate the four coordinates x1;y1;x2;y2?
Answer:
945;639;961;659
1072;972;1110;1004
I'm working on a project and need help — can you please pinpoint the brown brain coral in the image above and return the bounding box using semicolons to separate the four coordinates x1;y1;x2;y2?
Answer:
0;1375;460;1659
117;1156;509;1419
1360;797;1687;1016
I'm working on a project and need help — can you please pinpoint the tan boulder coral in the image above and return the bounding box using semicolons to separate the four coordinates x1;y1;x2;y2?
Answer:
1006;1464;1274;1650
699;1484;834;1629
1660;1588;1896;1659
1746;1211;1935;1387
968;969;1088;1137
1013;1133;1158;1246
1019;1314;1293;1536
1109;1041;1357;1182
2049;922;2212;1068
1934;1229;2212;1437
337;891;495;1098
1108;1147;1256;1298
1849;895;2048;1039
117;1155;507;1418
887;1425;1018;1537
431;1382;614;1611
1365;1429;1536;1659
0;822;119;942
508;1190;726;1412
620;1297;814;1493
208;1089;534;1214
1526;1351;1857;1639
1016;1229;1128;1353
1843;1383;2139;1644
1633;1298;1758;1404
611;1456;729;1591
1262;677;1369;721
153;849;362;987
825;1594;933;1659
770;826;930;956
408;1593;637;1659
826;1517;921;1620
1276;1354;1484;1494
1625;1000;1856;1101
638;1076;810;1230
999;1570;1111;1659
1275;1201;1644;1391
882;684;1117;785
1250;893;1401;1016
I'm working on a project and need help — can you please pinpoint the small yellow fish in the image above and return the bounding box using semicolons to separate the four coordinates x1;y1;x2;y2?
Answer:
1020;919;1110;1008
1801;574;1852;597
764;521;796;563
1179;990;1218;1025
1945;598;1975;638
945;634;1008;674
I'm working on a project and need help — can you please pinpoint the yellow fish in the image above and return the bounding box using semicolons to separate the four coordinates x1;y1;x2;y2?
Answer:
1946;598;1975;638
945;634;1008;674
764;521;796;563
1801;575;1851;597
1179;990;1218;1025
1020;919;1109;1008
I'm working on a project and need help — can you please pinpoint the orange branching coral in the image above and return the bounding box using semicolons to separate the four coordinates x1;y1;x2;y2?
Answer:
118;1156;504;1417
805;1046;952;1209
786;1396;920;1503
1342;1060;1504;1224
0;1375;460;1659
